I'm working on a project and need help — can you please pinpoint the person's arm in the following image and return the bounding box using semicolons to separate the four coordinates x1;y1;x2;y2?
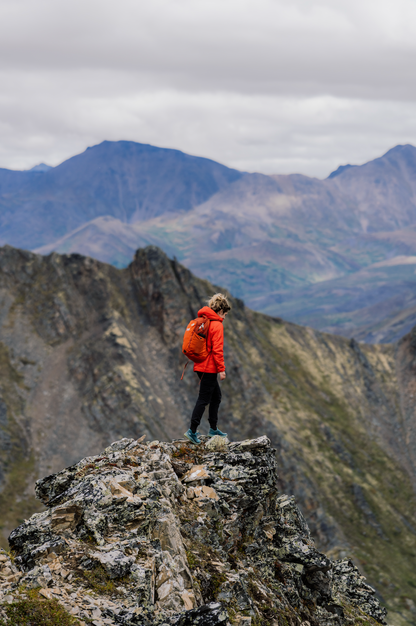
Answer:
211;323;225;375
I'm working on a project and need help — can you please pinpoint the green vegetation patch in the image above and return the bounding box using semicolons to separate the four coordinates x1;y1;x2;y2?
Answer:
0;342;27;407
0;342;44;550
0;590;79;626
79;563;126;595
0;452;43;550
305;387;416;613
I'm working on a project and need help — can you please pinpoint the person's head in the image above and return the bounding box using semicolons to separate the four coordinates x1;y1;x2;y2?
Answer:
208;293;231;318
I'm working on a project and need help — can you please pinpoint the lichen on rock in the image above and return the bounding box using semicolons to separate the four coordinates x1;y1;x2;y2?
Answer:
0;435;388;625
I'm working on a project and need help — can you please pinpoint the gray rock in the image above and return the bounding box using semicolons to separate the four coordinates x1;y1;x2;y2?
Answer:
3;436;388;626
173;602;229;625
92;549;135;579
204;436;229;453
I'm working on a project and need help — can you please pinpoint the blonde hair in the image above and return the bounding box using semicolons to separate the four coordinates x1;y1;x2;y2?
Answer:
207;293;231;314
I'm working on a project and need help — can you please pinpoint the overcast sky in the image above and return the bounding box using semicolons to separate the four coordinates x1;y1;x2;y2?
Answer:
1;0;416;177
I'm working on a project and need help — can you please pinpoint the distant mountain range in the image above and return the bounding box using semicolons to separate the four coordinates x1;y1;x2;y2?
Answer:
0;141;242;249
3;140;416;342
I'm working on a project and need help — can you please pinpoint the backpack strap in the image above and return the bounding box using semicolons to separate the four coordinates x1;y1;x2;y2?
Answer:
181;360;190;381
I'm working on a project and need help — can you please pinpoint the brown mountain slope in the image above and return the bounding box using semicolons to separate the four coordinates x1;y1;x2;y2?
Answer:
328;144;416;232
0;245;416;623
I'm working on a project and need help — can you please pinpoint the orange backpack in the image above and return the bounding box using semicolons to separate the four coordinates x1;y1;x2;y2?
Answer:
181;314;211;379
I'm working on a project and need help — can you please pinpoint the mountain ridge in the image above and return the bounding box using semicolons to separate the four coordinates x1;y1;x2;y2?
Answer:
4;141;416;342
1;244;416;622
0;140;243;249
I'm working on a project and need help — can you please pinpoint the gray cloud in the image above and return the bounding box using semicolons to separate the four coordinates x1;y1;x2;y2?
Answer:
0;0;416;176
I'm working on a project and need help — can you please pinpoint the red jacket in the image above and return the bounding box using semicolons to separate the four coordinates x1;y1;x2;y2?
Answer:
194;306;225;373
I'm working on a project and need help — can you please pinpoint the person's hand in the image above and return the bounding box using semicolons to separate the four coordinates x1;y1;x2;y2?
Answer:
220;371;226;381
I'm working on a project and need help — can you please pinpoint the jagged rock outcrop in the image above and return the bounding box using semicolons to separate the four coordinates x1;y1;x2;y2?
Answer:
0;436;387;625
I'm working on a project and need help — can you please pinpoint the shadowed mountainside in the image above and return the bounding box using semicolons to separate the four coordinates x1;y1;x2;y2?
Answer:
1;245;416;623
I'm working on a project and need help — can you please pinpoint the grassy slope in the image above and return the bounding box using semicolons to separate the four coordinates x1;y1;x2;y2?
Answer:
224;310;416;623
0;343;41;545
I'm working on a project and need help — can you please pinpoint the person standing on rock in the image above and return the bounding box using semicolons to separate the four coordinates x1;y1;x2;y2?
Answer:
184;293;231;445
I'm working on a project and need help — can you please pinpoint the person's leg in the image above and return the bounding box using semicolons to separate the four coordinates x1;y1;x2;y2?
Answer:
208;378;222;430
190;373;217;433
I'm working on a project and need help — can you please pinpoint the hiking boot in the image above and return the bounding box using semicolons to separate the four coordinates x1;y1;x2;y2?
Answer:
209;427;228;438
184;429;201;445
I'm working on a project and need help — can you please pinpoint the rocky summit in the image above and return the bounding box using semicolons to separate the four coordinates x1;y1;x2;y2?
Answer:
0;435;387;626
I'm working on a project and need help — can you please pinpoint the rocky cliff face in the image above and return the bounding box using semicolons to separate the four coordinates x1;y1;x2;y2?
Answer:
0;435;387;626
0;244;416;623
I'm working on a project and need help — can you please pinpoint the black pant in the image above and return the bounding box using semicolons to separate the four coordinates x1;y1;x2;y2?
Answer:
190;372;222;433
